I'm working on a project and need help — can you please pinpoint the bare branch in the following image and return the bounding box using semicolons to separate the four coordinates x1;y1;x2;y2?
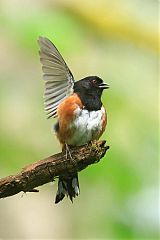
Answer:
0;140;109;199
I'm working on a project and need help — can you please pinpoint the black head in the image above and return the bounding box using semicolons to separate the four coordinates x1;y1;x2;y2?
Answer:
74;76;109;111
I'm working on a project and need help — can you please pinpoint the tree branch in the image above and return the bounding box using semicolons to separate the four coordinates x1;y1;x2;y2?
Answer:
0;140;109;199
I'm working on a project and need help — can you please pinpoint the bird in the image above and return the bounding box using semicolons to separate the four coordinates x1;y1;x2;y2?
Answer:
38;36;109;204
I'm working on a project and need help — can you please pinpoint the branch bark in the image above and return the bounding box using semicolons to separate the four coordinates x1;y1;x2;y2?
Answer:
0;140;109;199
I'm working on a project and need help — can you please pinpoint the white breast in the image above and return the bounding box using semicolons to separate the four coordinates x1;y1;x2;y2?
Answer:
66;106;105;146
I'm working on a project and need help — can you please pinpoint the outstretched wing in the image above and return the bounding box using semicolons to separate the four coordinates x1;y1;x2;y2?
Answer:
38;36;74;118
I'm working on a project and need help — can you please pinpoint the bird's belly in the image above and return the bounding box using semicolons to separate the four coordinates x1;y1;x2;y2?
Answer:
66;107;104;146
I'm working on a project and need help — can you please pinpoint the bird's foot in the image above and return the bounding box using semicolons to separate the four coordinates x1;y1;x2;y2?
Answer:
65;144;77;167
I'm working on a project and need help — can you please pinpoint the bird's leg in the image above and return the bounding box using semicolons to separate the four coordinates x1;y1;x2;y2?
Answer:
65;143;72;160
65;143;77;167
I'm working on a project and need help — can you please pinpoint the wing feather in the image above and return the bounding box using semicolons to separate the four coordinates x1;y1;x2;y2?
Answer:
43;74;66;81
45;88;66;100
44;82;68;95
42;66;66;75
38;36;74;118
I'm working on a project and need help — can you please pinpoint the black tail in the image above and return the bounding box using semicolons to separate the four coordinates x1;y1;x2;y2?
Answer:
55;173;80;204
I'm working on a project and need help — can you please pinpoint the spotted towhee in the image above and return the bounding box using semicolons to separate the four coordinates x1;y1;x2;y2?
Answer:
38;37;109;204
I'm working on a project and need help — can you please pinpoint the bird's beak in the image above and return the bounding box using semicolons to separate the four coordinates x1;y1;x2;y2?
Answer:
98;82;110;89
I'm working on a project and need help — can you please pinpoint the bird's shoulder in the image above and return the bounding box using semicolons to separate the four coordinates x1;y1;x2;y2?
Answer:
57;93;83;120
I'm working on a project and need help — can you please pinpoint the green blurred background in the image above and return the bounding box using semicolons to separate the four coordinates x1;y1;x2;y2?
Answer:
0;0;158;239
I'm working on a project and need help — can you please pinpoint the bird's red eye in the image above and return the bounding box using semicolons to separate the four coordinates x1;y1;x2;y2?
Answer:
92;79;97;84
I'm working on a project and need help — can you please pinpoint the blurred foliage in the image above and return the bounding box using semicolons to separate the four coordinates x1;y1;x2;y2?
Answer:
0;0;159;239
